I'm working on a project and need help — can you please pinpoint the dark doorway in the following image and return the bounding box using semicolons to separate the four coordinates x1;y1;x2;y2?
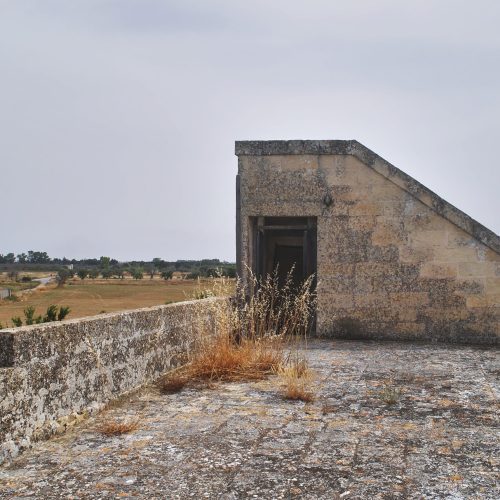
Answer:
252;217;317;289
273;244;303;288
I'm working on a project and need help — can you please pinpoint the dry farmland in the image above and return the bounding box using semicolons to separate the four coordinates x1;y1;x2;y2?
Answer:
0;276;234;328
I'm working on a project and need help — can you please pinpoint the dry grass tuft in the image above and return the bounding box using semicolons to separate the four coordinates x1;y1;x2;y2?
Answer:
379;382;402;405
98;418;139;436
277;355;315;403
187;336;284;383
321;404;336;414
159;332;285;389
160;374;189;394
161;268;316;390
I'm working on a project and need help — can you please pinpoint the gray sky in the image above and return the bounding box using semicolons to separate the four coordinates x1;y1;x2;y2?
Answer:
1;0;499;262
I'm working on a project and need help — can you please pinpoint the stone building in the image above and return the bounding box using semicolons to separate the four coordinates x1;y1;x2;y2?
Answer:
235;140;500;344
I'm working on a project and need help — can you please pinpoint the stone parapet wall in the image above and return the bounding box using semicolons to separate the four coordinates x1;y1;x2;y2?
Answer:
0;298;224;464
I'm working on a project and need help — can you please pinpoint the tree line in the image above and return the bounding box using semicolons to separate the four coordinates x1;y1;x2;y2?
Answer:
0;251;236;279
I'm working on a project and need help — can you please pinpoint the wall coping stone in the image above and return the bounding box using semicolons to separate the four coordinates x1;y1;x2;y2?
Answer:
235;139;500;255
0;298;220;368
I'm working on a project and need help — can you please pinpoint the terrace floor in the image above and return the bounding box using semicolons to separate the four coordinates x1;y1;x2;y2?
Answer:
0;340;499;499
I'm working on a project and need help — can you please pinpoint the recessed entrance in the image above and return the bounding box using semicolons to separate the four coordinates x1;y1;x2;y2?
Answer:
251;217;317;289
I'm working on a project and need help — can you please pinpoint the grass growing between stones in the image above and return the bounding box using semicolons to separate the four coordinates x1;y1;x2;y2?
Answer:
97;418;140;436
379;382;402;405
277;354;315;402
159;337;284;394
160;374;189;394
159;269;316;396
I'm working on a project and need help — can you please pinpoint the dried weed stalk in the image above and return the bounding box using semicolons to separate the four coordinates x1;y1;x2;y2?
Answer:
160;268;316;391
98;418;140;436
277;352;315;402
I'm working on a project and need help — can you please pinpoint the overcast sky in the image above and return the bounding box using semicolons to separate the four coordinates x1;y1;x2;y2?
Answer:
1;1;499;262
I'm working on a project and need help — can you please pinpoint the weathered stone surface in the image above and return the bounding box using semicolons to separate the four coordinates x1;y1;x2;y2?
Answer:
1;340;498;499
0;298;225;464
236;140;500;344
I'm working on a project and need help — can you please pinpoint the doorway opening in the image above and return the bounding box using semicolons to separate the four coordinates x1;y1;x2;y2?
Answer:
251;217;317;289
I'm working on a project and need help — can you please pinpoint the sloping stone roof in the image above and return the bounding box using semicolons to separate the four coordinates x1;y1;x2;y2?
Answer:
235;140;500;254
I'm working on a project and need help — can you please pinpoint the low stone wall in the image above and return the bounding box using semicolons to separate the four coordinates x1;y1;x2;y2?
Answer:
0;298;224;464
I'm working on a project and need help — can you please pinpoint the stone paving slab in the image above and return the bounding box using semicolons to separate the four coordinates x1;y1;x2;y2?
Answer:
0;340;499;499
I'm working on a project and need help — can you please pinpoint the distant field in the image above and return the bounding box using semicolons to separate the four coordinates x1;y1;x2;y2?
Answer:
0;272;45;293
0;278;234;328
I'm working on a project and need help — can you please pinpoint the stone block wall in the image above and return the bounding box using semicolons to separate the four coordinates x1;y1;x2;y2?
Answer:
0;298;224;464
236;140;500;344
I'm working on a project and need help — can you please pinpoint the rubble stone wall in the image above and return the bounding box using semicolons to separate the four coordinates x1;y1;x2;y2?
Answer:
237;141;500;344
0;298;224;463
